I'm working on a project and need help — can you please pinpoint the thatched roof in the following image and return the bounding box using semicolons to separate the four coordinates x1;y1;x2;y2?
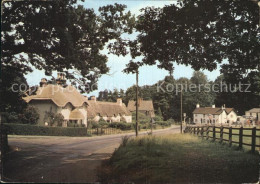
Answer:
24;84;88;107
69;109;85;120
87;100;131;118
127;99;154;112
193;107;235;115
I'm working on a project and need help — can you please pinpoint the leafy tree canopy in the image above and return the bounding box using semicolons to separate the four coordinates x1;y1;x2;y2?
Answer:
2;0;135;92
129;0;259;75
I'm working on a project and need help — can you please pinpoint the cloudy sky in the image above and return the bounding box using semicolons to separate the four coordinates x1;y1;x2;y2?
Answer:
25;0;221;96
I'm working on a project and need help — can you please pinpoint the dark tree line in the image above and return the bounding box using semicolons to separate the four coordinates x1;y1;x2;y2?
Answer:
98;71;259;121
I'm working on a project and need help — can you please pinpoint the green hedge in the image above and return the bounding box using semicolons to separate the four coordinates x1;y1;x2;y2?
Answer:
108;122;134;130
155;121;171;127
4;124;91;137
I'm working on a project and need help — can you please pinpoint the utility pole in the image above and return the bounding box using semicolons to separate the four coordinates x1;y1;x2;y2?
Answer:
135;69;139;137
180;89;183;133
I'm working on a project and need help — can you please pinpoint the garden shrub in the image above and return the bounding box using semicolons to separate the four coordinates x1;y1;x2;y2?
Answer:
20;105;40;125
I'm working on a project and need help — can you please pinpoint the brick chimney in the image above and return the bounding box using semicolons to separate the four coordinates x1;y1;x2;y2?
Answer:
212;104;215;108
40;78;47;87
56;72;66;85
117;98;122;106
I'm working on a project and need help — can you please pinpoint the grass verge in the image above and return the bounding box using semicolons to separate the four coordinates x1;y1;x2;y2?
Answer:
98;134;260;183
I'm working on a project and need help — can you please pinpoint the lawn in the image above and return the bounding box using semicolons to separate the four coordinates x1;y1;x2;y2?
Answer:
98;134;260;183
208;127;260;151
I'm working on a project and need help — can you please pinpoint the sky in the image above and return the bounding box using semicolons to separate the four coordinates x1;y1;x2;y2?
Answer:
25;0;221;96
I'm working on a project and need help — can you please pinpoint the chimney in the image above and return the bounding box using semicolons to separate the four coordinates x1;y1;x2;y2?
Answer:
196;104;200;108
212;104;215;108
40;78;47;87
57;72;66;85
117;98;122;106
221;104;226;110
90;96;96;102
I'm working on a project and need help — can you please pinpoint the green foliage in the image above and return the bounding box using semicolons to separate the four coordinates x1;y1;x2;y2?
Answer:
99;119;109;127
108;122;134;130
1;112;20;124
132;112;150;123
67;122;85;128
87;121;100;129
155;121;170;127
154;115;162;122
157;107;162;117
4;123;90;136
2;1;135;103
20;106;40;125
44;111;64;126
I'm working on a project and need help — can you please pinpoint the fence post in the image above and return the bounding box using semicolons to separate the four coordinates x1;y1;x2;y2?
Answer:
239;126;243;149
229;127;232;147
201;126;204;138
206;126;209;140
197;126;199;135
193;126;196;134
213;126;216;141
220;126;223;143
251;127;256;153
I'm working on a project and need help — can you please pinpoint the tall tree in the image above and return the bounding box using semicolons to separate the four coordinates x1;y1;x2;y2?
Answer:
2;1;134;91
130;1;259;74
1;0;134;112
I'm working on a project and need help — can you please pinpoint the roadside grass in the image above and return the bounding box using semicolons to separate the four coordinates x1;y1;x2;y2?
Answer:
209;129;260;151
98;134;260;183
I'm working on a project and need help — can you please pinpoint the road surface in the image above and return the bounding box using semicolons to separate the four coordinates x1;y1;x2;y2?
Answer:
3;125;180;183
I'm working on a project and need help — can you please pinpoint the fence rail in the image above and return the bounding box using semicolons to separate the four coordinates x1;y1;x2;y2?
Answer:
184;125;260;152
87;127;132;136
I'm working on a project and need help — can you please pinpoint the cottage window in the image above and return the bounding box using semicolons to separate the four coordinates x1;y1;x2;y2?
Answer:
195;114;197;117
203;114;205;118
213;115;215;118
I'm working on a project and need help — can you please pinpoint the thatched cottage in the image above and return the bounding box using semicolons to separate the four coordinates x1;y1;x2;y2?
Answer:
87;96;132;123
24;82;89;127
127;98;155;117
24;76;132;126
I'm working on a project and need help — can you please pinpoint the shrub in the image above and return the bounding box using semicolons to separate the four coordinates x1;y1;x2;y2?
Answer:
108;122;134;130
156;121;170;127
20;106;40;125
167;118;177;125
87;121;100;129
1;112;20;124
4;123;90;137
154;115;163;121
44;111;64;126
99;119;109;127
132;112;150;123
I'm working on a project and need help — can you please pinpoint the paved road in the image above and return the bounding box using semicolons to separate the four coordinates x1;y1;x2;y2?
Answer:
3;126;180;183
